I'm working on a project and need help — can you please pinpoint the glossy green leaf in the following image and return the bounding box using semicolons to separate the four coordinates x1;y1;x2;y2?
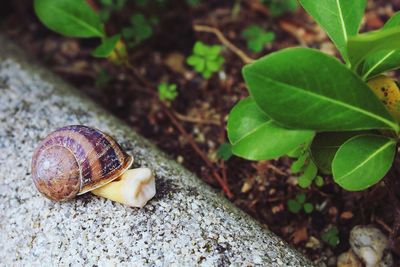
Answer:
332;134;396;191
227;97;314;160
34;0;105;38
92;35;121;58
243;48;398;132
287;146;304;158
348;27;400;70
359;12;400;80
310;131;367;174
299;0;366;62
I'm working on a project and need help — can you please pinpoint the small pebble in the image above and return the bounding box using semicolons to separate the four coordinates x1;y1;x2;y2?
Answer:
337;250;362;267
349;225;391;267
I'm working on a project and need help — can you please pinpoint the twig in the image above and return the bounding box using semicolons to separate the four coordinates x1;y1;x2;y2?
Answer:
161;102;233;198
193;24;255;64
119;57;233;198
278;20;308;47
374;217;393;234
267;164;287;176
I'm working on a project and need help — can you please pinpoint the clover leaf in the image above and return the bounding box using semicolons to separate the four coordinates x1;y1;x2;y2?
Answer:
242;25;275;53
158;83;178;101
187;41;225;79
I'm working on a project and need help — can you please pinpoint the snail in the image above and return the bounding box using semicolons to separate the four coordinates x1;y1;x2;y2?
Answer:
31;125;156;208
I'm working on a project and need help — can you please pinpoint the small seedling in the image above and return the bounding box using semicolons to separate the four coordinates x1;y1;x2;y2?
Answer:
242;25;275;53
261;0;299;17
287;193;314;214
290;149;323;188
34;0;120;58
217;143;233;161
321;227;339;247
158;83;178;101
186;41;225;79
122;13;157;48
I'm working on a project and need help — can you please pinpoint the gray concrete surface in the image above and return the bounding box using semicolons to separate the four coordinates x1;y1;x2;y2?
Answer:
0;36;312;266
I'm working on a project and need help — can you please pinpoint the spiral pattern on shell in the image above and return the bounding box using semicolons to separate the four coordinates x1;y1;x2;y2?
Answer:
31;125;133;201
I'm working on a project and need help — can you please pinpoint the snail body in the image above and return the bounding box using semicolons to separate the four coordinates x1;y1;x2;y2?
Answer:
31;125;155;207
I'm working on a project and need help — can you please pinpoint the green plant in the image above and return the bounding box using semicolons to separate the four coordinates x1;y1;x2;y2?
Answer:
289;146;324;188
287;193;314;214
186;41;225;79
321;227;340;247
158;82;178;101
261;0;299;17
217;143;233;161
242;25;275;53
98;0;127;22
122;13;157;48
34;0;120;58
227;0;400;192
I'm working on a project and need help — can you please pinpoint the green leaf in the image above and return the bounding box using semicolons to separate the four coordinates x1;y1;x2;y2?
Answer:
310;132;367;174
299;0;366;62
242;25;275;53
303;203;314;214
287;199;302;213
158;83;178;101
359;12;400;80
291;152;308;173
348;27;400;70
332;134;396;191
298;161;318;188
34;0;105;38
194;41;208;55
295;193;306;204
99;10;111;22
287;146;304;158
92;35;121;58
217;143;233;161
265;0;298;17
243;48;399;132
100;0;112;5
322;227;340;247
227;97;314;160
314;175;324;187
122;27;135;39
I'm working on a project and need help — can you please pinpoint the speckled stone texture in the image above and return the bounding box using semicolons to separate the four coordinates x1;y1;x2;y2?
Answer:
0;36;313;266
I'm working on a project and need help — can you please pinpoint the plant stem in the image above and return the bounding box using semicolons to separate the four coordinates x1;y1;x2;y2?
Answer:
193;24;254;64
119;56;233;198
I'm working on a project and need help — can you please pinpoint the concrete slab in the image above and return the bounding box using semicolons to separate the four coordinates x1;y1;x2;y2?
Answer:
0;36;312;266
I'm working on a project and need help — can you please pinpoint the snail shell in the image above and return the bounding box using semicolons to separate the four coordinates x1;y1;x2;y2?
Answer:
31;125;133;201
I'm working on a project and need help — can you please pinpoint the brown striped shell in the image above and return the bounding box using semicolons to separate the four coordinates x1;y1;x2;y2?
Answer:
31;125;133;201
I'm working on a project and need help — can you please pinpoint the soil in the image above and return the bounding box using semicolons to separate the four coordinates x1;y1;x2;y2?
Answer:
2;0;400;265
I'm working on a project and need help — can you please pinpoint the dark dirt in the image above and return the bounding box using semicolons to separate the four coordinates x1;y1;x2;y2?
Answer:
1;0;400;265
